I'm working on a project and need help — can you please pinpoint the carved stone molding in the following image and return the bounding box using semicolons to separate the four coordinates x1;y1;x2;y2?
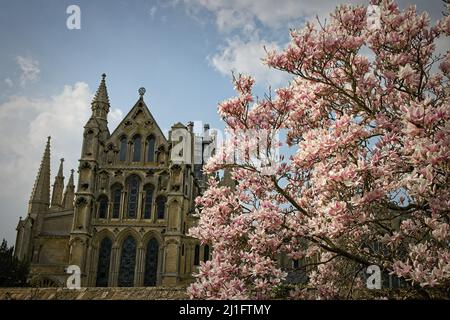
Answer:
75;196;88;207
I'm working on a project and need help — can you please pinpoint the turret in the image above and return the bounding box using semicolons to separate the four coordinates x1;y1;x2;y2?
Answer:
69;74;111;283
91;73;110;122
62;169;75;209
50;158;65;209
81;74;111;159
28;136;51;215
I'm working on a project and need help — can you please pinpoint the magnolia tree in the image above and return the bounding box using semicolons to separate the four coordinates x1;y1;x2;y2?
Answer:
188;0;450;299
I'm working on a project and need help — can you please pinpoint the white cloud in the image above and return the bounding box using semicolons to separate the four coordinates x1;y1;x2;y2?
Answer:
4;78;13;87
149;5;158;19
0;82;122;243
198;0;446;87
214;7;255;33
182;0;363;32
181;1;366;87
210;37;289;87
16;56;41;85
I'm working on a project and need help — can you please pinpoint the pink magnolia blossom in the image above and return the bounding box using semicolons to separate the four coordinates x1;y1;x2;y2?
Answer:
188;0;450;300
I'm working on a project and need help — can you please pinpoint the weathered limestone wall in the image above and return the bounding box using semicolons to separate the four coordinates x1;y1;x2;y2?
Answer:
0;287;188;300
35;237;70;264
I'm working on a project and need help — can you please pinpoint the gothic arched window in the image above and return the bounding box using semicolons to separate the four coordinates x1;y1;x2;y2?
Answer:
98;195;108;219
118;235;137;287
144;238;159;286
143;184;154;219
194;244;200;266
132;135;141;162
126;175;140;219
119;136;127;161
204;245;210;262
156;196;166;219
111;184;122;219
146;135;156;162
96;237;112;287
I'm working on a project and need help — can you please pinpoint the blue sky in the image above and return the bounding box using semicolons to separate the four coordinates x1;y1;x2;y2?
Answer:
0;0;446;244
1;1;236;121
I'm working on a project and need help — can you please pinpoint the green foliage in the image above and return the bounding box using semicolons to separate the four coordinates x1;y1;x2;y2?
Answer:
0;239;29;287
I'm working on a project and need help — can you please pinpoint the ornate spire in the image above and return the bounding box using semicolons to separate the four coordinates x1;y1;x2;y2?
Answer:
93;73;109;104
28;136;51;214
91;73;110;120
51;158;65;209
57;158;64;177
68;169;74;185
62;169;75;210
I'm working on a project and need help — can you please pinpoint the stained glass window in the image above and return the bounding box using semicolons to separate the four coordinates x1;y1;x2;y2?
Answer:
119;136;127;161
98;195;108;219
156;196;166;219
127;175;140;219
118;236;137;287
147;135;155;162
96;237;112;287
144;238;158;286
132;135;141;162
194;244;200;266
111;185;122;219
143;184;153;219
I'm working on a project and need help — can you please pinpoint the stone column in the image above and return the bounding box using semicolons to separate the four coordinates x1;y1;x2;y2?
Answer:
157;245;164;286
88;245;98;286
162;239;180;286
120;191;126;221
107;201;112;220
137;191;144;220
187;244;193;274
135;245;145;286
109;245;120;286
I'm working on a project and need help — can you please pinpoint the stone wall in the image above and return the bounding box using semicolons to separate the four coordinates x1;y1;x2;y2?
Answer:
0;287;188;300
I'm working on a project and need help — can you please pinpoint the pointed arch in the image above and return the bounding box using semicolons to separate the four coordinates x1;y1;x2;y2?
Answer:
142;184;154;219
194;244;200;266
97;194;108;219
94;228;116;244
111;183;123;219
132;134;142;162
126;175;140;219
96;237;112;287
141;230;163;245
118;235;137;287
144;238;159;286
146;135;156;162
119;135;127;161
156;195;166;220
115;227;141;244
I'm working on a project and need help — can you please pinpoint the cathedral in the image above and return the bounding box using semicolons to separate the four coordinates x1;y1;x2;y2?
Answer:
14;74;216;288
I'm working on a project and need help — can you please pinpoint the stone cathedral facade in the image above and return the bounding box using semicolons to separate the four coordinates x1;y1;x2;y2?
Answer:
14;74;216;287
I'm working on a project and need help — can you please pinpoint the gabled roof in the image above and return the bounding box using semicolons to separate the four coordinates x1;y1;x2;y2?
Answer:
172;122;187;129
109;95;168;143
